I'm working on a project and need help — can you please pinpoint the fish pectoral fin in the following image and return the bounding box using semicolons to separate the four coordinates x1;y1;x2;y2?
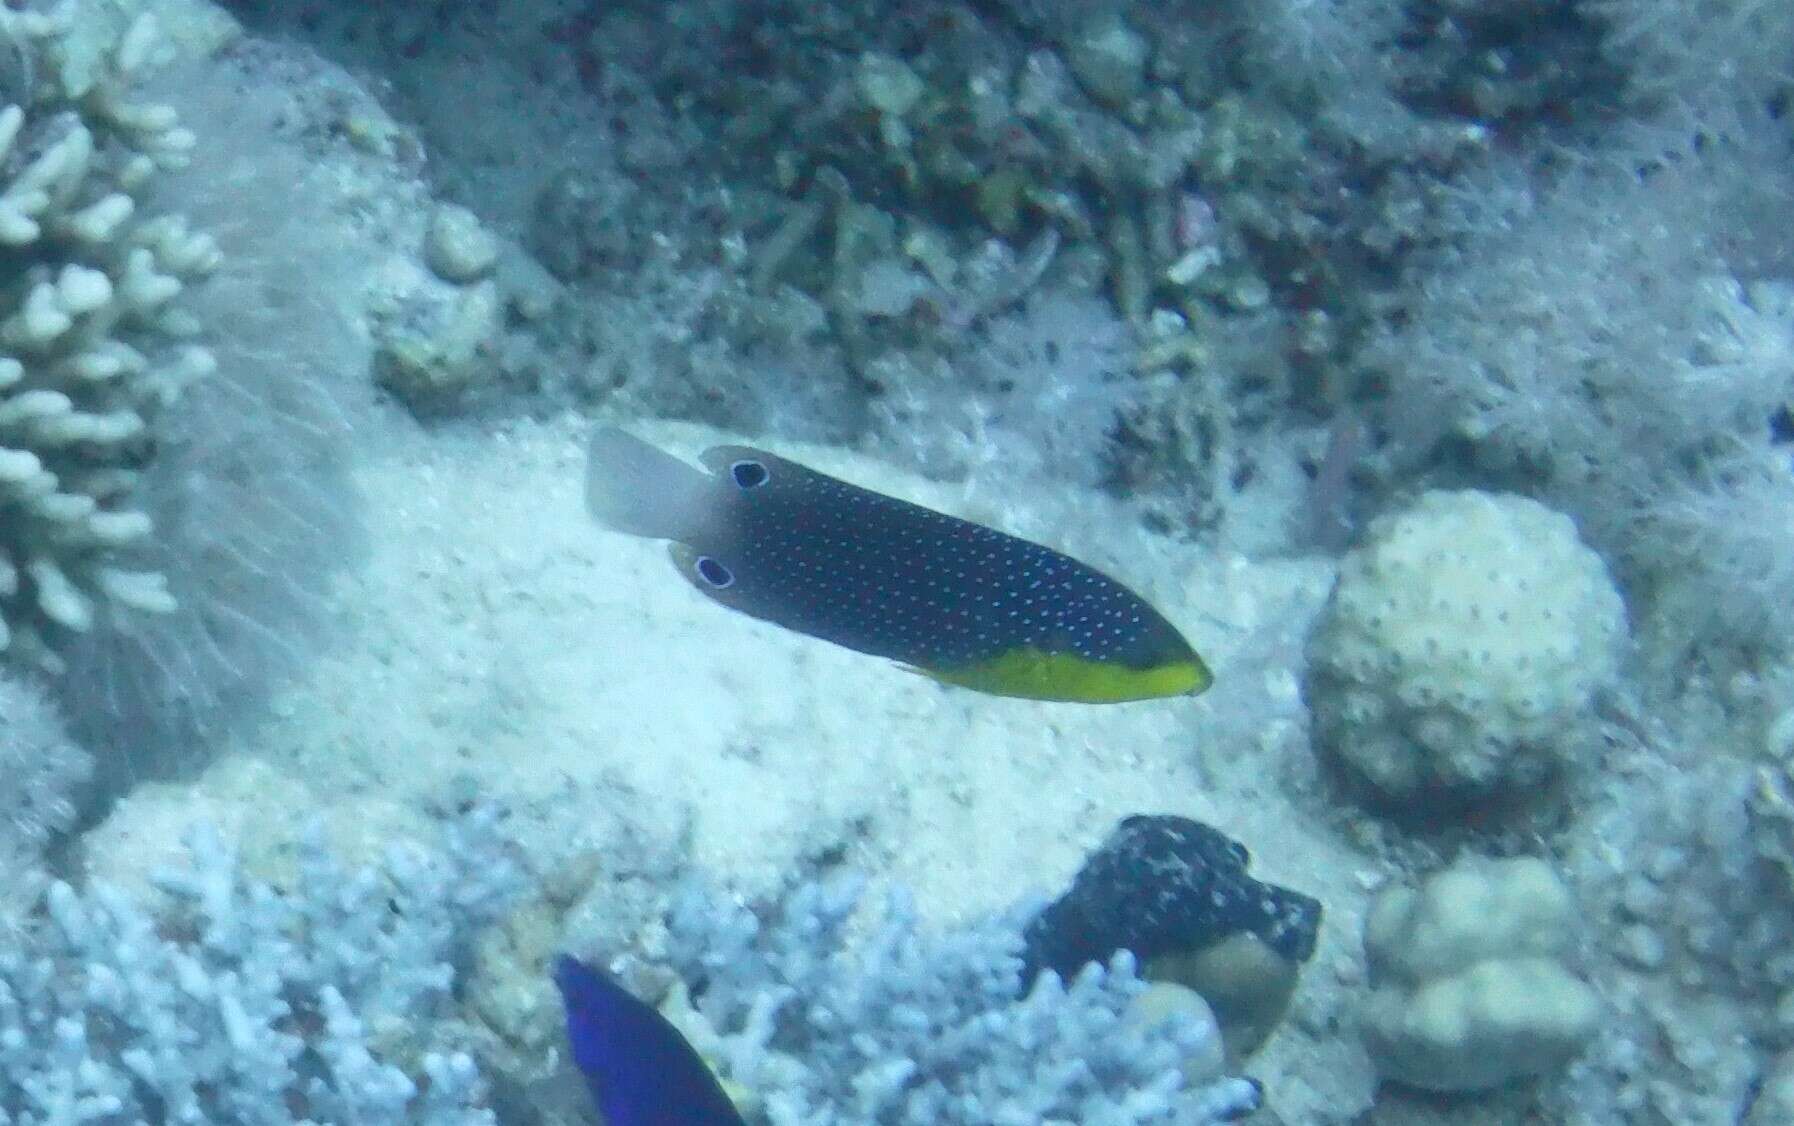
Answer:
893;662;944;683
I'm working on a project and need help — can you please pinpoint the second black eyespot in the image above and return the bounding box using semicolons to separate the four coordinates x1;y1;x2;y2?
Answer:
695;556;734;588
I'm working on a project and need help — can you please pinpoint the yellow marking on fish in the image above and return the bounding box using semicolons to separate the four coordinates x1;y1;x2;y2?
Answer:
918;646;1212;703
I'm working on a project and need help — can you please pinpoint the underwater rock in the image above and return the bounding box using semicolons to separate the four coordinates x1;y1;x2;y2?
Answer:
373;281;502;417
1021;815;1321;1055
1151;932;1302;1060
1358;855;1599;1092
1023;815;1321;974
530;168;637;281
1064;16;1151;109
1748;1048;1794;1125
425;202;499;283
854;52;926;118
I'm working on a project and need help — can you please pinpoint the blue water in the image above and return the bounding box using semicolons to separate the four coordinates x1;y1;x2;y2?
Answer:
2;1;1789;1123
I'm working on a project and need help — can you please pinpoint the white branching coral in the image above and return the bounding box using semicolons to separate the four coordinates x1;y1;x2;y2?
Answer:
0;667;90;937
0;6;218;670
0;806;521;1123
651;875;1265;1125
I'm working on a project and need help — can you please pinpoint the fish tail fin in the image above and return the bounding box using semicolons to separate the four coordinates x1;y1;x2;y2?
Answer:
585;426;716;542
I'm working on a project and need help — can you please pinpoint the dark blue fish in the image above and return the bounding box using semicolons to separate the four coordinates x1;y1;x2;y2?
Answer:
584;427;1210;702
552;954;746;1126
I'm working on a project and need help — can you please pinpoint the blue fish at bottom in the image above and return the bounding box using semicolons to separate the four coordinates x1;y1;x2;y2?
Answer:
553;955;746;1126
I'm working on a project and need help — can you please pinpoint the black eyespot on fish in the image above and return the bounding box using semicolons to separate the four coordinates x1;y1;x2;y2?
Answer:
730;460;769;489
695;556;734;588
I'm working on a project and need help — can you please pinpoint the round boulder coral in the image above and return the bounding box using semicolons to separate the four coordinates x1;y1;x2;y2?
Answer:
1307;489;1627;805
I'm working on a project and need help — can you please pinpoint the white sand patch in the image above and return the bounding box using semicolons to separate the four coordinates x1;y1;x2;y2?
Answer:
281;416;1311;898
90;409;1378;1119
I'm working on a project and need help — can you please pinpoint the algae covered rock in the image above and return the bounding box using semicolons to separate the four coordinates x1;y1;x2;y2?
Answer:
424;202;499;283
1021;814;1322;1058
1358;856;1599;1092
373;281;502;416
1064;16;1150;108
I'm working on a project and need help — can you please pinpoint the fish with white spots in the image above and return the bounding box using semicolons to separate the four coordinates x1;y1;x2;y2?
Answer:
584;427;1210;703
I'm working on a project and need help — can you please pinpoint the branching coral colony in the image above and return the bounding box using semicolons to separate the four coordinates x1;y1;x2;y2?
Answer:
0;7;216;670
